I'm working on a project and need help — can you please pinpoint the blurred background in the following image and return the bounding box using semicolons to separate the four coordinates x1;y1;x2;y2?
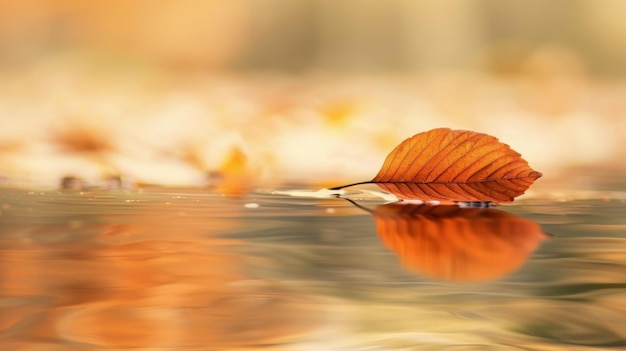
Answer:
0;0;624;190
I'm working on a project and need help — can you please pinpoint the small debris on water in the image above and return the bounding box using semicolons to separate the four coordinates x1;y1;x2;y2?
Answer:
244;203;260;208
60;176;85;190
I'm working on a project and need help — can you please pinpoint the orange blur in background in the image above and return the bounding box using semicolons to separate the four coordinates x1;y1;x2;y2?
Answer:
0;1;625;191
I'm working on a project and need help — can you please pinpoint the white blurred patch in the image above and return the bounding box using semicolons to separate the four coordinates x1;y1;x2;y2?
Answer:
273;188;345;198
361;190;399;202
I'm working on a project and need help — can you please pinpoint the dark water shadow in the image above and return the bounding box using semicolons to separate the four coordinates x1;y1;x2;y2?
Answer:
347;200;550;283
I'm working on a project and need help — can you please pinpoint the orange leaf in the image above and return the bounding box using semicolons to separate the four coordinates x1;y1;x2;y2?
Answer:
210;147;253;197
333;128;542;202
374;128;541;202
370;203;549;282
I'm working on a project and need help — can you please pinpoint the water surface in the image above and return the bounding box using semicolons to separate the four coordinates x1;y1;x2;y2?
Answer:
0;183;625;350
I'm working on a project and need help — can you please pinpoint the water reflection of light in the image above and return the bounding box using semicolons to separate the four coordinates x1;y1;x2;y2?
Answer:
0;200;324;350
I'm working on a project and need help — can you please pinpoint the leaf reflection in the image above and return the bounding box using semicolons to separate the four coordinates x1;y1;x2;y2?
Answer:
355;201;549;282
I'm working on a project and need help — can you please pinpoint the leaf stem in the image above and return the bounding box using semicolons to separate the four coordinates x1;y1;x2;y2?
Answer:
328;181;373;190
342;198;374;213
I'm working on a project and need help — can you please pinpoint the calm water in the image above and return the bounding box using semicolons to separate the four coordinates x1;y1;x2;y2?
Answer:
0;182;625;350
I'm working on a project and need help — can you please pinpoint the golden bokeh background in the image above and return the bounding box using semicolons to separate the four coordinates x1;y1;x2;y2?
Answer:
1;0;625;189
3;1;626;73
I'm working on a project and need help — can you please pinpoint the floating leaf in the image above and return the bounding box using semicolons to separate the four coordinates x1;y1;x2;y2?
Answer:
333;128;542;203
368;202;549;282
